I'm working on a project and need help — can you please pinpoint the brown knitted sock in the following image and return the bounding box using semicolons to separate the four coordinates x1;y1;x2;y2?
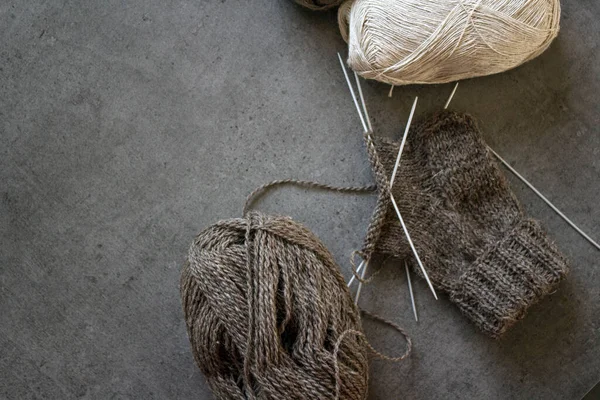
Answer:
362;111;569;338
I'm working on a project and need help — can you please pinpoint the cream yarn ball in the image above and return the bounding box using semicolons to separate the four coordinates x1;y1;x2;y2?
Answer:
338;0;561;85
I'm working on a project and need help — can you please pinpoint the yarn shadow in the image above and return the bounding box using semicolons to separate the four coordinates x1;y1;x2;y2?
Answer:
488;276;582;383
343;35;571;145
355;256;420;399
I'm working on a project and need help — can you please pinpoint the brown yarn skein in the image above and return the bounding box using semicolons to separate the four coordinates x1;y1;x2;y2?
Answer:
292;0;344;11
181;212;369;399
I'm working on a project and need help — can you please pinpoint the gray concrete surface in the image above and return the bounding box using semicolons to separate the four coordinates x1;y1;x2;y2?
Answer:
1;0;599;399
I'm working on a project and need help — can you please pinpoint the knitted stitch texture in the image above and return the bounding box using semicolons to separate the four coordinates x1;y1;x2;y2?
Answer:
362;111;569;338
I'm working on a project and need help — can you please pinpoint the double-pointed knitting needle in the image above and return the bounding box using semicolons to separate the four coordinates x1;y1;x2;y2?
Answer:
337;53;369;134
405;261;418;321
490;148;600;250
338;54;434;317
354;69;373;132
353;259;368;305
337;53;371;303
379;87;428;313
389;97;438;300
444;83;600;251
444;82;460;110
390;97;418;185
347;259;365;287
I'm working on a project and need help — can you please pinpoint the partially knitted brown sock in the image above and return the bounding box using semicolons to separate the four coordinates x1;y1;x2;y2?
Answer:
362;111;569;338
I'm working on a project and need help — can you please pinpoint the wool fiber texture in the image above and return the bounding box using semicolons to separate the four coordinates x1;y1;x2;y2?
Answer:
181;212;368;399
338;0;561;85
362;111;569;337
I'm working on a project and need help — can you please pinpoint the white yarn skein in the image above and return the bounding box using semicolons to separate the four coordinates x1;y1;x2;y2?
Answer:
338;0;560;85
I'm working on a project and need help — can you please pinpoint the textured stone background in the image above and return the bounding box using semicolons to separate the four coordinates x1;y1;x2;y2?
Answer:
1;0;599;398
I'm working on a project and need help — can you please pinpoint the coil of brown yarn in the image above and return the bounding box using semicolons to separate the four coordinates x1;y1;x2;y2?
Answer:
292;0;344;11
180;212;369;399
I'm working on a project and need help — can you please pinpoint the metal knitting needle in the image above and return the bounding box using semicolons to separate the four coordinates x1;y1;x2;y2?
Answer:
354;260;369;305
405;262;418;321
390;189;438;300
347;65;418;305
444;82;460;110
389;196;438;299
489;148;600;251
337;53;369;134
354;80;428;318
338;53;372;302
354;71;373;132
389;98;438;300
445;83;600;251
340;58;437;307
390;97;418;186
347;259;365;287
388;96;430;312
346;71;372;293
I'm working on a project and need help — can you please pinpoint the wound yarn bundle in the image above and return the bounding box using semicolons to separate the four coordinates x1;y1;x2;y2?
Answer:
293;0;344;11
338;0;561;85
180;212;369;399
362;111;569;337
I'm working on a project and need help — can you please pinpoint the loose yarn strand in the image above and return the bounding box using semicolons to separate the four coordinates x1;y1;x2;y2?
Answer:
243;179;376;216
360;310;412;362
333;312;412;399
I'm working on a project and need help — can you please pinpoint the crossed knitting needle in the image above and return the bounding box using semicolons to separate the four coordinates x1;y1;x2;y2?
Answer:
445;82;600;251
337;53;438;319
387;98;438;302
338;65;599;323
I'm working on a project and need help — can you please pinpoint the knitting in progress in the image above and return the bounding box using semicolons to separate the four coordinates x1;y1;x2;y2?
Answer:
362;111;569;337
180;212;370;399
338;0;560;85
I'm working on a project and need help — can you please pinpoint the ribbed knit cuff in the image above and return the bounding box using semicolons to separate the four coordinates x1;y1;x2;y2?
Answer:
449;219;569;338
